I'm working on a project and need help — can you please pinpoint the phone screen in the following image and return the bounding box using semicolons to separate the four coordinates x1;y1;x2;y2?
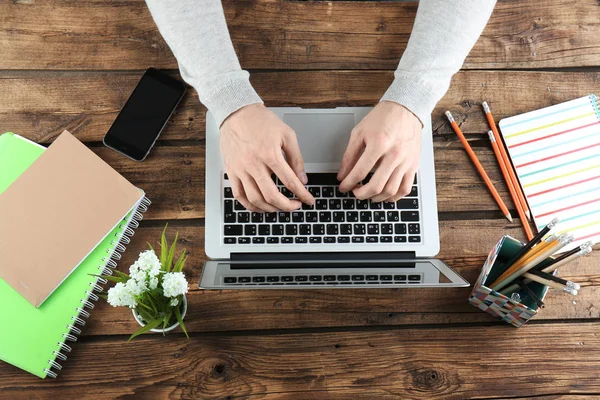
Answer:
103;68;186;161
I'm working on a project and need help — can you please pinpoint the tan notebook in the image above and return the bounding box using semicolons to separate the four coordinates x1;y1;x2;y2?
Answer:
0;131;143;307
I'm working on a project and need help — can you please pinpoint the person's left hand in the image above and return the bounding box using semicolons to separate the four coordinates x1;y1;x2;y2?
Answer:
337;101;422;202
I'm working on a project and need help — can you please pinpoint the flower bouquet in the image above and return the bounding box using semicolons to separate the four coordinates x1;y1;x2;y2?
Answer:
100;227;190;341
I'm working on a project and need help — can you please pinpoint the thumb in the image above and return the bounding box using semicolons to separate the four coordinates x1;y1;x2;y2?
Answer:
282;131;308;185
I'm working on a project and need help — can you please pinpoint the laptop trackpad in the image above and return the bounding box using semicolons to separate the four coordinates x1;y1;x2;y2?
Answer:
283;113;355;164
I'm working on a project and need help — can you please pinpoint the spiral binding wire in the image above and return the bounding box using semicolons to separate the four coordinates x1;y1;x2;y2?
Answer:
44;196;150;378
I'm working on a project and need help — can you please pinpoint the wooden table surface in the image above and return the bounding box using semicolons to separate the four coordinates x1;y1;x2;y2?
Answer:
2;1;600;398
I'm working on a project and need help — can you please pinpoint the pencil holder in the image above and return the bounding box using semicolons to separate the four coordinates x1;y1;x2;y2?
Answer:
468;235;551;327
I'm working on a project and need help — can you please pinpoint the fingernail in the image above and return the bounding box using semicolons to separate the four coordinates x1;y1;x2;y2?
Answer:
300;172;308;185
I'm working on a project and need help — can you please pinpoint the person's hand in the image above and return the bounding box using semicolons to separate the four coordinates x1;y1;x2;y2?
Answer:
220;104;315;212
337;101;422;202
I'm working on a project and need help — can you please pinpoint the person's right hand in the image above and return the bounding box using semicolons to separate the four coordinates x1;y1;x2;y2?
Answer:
220;104;315;212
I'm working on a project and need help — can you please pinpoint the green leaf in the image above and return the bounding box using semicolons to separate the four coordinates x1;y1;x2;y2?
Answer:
173;250;188;273
166;232;179;273
128;317;164;341
147;242;154;252
160;224;169;270
174;302;189;339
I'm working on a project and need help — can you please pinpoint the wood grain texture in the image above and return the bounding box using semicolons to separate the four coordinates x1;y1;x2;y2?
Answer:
83;221;600;336
2;0;600;70
1;324;600;399
3;70;598;144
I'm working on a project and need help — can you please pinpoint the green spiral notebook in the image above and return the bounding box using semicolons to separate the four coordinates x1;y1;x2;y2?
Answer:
0;132;150;378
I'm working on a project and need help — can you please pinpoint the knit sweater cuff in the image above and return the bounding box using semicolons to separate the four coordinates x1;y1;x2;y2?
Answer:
380;75;440;127
203;76;263;127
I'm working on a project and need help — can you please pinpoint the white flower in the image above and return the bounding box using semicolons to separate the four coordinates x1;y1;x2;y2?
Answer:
128;250;162;293
137;250;162;277
148;276;159;290
125;277;147;296
170;298;179;307
107;282;138;308
162;272;188;297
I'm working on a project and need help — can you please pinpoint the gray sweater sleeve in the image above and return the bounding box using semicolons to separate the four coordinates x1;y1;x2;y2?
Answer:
145;0;495;128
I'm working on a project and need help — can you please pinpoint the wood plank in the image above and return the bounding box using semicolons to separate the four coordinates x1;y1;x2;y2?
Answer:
84;221;600;336
2;0;600;70
3;70;598;144
2;324;600;398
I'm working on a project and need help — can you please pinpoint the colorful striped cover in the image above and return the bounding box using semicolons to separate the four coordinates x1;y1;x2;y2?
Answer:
500;95;600;251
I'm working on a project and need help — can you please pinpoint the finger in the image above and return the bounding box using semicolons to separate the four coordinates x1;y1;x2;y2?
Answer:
389;170;417;202
337;133;364;181
268;156;314;206
254;169;303;211
353;154;399;200
339;145;382;193
243;175;279;212
229;174;262;212
281;130;308;185
371;165;405;202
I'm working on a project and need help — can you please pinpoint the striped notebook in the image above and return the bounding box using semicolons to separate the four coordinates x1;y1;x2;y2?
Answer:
499;94;600;249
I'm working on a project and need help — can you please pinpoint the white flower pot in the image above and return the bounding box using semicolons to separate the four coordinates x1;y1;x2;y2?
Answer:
132;295;188;333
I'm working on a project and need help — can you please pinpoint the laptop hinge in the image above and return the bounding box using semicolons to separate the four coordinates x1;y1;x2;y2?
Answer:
230;252;417;262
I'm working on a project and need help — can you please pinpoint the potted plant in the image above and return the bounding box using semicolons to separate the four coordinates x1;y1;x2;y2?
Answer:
100;226;190;341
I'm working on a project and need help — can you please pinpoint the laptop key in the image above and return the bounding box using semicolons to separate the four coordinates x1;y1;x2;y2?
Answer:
340;224;352;235
238;212;250;223
366;275;378;281
306;173;338;185
333;211;345;222
224;237;236;244
302;202;314;210
316;199;328;210
409;223;420;234
234;200;245;210
366;236;378;243
335;188;347;198
224;225;243;236
251;212;263;223
313;224;325;235
286;225;298;236
373;211;385;221
253;276;265;283
265;212;278;222
352;275;364;281
381;236;392;243
337;236;350;243
326;224;339;235
281;276;293;282
319;211;332;222
384;202;395;209
352;236;365;243
281;187;293;198
380;275;392;281
224;276;236;283
322;187;335;197
395;223;407;234
381;223;393;234
367;224;379;234
239;237;251;244
324;236;336;243
394;275;407;281
402;211;420;222
337;275;350;281
299;224;312;235
224;212;236;223
267;276;280;282
252;237;265;244
306;211;318;222
360;211;372;222
309;237;322;244
387;211;400;222
342;199;355;210
258;224;270;235
346;211;359;222
295;276;308;282
224;187;234;198
292;212;304;222
323;275;336;281
308;187;321;197
409;275;420;281
369;200;382;209
309;275;322;281
357;199;369;209
329;199;341;209
409;236;421;243
279;212;291;223
239;277;251;283
353;224;366;235
267;237;279;244
224;199;233;213
281;237;293;244
408;186;418;197
397;199;419;209
295;237;308;243
394;236;407;243
244;225;257;236
272;224;284;235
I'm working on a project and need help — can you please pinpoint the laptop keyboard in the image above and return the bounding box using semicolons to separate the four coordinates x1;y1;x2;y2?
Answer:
222;273;423;286
222;173;421;245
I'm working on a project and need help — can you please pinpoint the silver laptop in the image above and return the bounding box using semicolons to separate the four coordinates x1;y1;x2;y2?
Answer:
200;107;468;289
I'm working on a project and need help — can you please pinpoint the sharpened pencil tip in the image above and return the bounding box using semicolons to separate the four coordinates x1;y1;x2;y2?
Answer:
506;213;513;222
525;210;532;220
444;111;455;123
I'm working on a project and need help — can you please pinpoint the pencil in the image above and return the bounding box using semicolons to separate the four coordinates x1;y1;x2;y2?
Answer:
520;273;578;296
504;218;558;268
482;102;532;221
445;111;513;222
538;241;590;271
490;234;573;291
504;234;556;275
488;131;534;239
500;243;591;294
527;269;580;290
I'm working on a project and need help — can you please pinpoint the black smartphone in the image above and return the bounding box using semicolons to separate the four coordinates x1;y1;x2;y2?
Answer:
103;68;187;161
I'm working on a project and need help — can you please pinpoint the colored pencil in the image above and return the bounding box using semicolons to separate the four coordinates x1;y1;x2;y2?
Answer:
505;234;556;275
491;234;573;291
504;218;558;268
487;130;534;239
445;111;513;222
526;269;580;290
482;102;532;221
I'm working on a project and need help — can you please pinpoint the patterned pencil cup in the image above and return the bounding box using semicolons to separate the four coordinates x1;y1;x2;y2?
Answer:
468;235;551;327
